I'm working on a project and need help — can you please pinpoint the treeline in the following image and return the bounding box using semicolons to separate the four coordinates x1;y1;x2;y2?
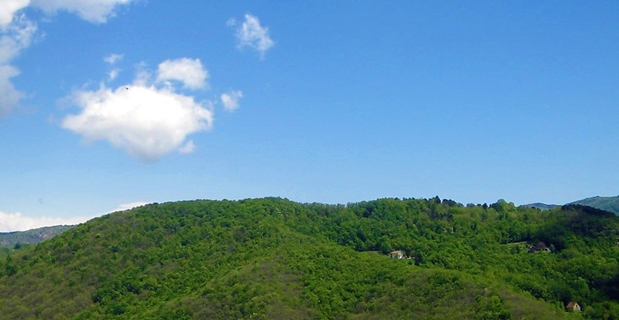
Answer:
0;197;617;319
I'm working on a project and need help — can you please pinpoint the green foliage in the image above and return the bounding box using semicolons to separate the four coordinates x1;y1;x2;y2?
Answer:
0;197;616;319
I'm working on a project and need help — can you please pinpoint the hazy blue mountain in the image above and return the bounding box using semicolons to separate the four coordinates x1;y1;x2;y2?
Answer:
569;195;619;216
523;203;560;210
0;225;74;248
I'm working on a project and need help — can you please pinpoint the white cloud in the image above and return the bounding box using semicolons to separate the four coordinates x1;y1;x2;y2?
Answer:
0;14;36;63
0;0;30;29
107;68;120;81
0;201;149;232
0;0;130;117
30;0;132;24
103;54;123;81
231;13;274;58
0;65;23;116
60;57;217;161
221;90;242;111
0;211;90;232
156;58;208;90
62;82;213;161
0;14;36;116
104;53;123;65
110;201;149;212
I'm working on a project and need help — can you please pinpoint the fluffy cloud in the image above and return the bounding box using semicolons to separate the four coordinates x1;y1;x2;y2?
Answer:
221;90;243;111
156;58;208;90
30;0;133;24
0;211;90;232
62;84;213;161
61;58;214;161
229;13;274;58
0;0;30;29
1;0;133;28
0;14;36;116
0;14;36;63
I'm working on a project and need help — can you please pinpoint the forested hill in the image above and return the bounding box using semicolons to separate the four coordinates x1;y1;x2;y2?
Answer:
526;195;619;215
570;195;619;215
0;198;618;319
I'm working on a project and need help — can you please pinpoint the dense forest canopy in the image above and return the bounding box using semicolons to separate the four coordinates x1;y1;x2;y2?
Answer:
0;197;617;319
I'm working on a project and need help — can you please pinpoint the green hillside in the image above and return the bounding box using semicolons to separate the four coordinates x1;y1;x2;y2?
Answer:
0;198;617;319
570;196;619;215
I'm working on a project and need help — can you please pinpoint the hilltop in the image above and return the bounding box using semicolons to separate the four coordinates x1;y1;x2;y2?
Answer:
0;197;617;319
569;195;619;215
525;194;619;215
523;202;560;211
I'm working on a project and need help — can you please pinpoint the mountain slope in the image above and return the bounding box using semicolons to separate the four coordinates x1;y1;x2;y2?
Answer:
569;195;619;215
0;198;617;318
523;202;559;210
0;225;74;248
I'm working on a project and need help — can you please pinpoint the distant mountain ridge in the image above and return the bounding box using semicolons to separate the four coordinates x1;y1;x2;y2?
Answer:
569;195;619;215
0;225;74;248
524;203;560;211
525;195;619;215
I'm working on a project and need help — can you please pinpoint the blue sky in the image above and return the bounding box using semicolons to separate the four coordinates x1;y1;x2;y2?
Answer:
1;1;618;231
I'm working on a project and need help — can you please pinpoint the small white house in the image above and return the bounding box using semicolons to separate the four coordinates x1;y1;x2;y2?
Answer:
566;301;581;312
389;250;405;259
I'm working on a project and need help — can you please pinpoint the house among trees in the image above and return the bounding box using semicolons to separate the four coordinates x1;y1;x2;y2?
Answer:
389;250;405;259
566;301;581;312
528;241;551;253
